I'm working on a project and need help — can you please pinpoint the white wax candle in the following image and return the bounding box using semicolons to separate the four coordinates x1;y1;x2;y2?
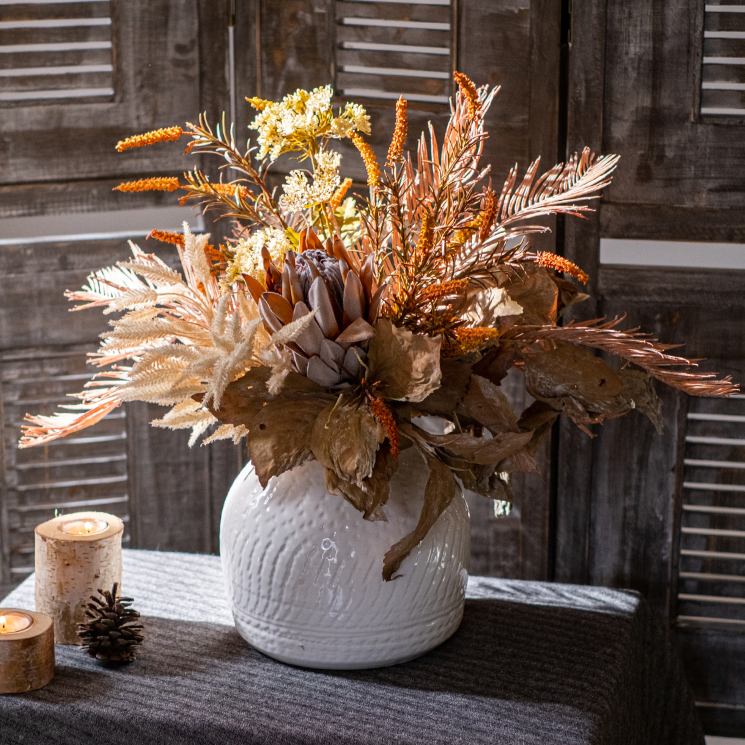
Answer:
0;612;33;635
59;518;109;536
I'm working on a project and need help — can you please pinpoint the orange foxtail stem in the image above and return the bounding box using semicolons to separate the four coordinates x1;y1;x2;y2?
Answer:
387;97;408;164
453;72;480;120
116;127;184;153
114;177;181;193
535;251;589;284
351;132;381;188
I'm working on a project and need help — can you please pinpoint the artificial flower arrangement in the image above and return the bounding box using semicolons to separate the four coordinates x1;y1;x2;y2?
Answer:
21;74;737;580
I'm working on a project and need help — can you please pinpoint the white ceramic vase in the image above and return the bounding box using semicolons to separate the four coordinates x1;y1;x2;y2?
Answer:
220;446;470;670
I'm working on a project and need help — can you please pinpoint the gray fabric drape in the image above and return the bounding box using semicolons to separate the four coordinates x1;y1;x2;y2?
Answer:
0;549;703;745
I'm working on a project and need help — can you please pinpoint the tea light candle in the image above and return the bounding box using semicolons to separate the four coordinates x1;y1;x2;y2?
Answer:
0;609;55;694
59;518;109;536
0;611;33;634
35;511;123;644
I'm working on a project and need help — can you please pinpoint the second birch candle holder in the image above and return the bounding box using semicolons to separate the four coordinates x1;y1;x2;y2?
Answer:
0;609;55;694
35;511;124;644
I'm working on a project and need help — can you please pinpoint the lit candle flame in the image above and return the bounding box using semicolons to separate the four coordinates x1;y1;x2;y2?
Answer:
0;616;5;630
84;521;92;534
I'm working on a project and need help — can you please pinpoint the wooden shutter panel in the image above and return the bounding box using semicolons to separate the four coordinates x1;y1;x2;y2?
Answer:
0;1;115;105
334;0;454;106
0;348;132;589
700;3;745;119
0;1;238;597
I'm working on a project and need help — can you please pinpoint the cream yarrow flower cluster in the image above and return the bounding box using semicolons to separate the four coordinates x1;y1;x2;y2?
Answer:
279;150;341;214
329;103;371;138
225;228;293;284
249;86;371;161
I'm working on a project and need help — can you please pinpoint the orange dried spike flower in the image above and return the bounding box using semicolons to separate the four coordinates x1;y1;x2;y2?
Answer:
453;71;480;120
183;140;197;155
351;132;381;188
330;178;353;212
148;229;218;262
115;126;184;153
419;279;469;302
211;183;250;200
449;214;482;248
205;245;227;276
147;229;185;248
114;177;181;193
442;327;500;358
387;97;408;164
246;97;271;111
368;396;400;458
415;214;435;259
535;251;589;284
478;189;497;242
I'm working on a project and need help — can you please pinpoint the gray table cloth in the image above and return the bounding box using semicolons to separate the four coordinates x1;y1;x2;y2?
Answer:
0;549;703;745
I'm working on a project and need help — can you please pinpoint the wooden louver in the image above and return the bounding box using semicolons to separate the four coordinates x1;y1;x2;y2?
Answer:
334;0;455;106
700;3;745;117
677;392;745;627
0;350;131;584
0;0;115;105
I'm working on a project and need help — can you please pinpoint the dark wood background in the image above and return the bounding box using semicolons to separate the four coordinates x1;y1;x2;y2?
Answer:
1;0;743;735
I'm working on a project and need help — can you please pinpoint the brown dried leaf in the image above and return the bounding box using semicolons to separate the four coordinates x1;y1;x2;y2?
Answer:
497;448;541;474
201;366;325;426
552;276;590;317
410;359;473;418
460;465;514;503
458;374;520;434
400;420;532;466
517;400;559;456
324;442;399;521
311;402;381;486
200;367;335;487
500;265;558;326
382;448;458;581
368;319;442;402
459;286;523;327
245;395;331;487
617;368;664;434
523;343;624;420
471;345;517;386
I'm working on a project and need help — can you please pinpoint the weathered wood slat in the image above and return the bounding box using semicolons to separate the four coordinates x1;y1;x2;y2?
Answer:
335;2;451;24
0;3;111;23
0;24;112;47
0;71;112;94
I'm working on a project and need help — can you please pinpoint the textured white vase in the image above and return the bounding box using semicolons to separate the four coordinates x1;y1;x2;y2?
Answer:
220;446;470;669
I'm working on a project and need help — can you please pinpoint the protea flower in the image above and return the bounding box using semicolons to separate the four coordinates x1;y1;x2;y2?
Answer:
245;228;385;388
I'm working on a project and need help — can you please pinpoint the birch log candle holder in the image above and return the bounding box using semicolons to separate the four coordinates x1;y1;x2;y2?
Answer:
35;511;124;644
0;609;55;694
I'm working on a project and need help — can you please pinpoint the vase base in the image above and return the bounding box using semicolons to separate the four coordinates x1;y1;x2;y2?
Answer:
231;603;464;670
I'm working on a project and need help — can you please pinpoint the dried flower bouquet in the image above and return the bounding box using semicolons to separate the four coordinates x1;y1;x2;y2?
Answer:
21;76;738;580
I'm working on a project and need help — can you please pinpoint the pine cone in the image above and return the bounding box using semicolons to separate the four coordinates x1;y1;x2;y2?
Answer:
77;583;144;663
245;228;385;388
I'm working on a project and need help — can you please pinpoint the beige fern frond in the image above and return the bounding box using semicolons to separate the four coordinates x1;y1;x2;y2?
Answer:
188;419;214;447
268;310;317;347
118;378;205;405
104;317;212;346
151;399;216;430
67;265;151;311
261;346;294;395
183;222;212;291
202;316;262;410
121;242;185;286
103;289;160;314
19;399;122;448
202;423;248;445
